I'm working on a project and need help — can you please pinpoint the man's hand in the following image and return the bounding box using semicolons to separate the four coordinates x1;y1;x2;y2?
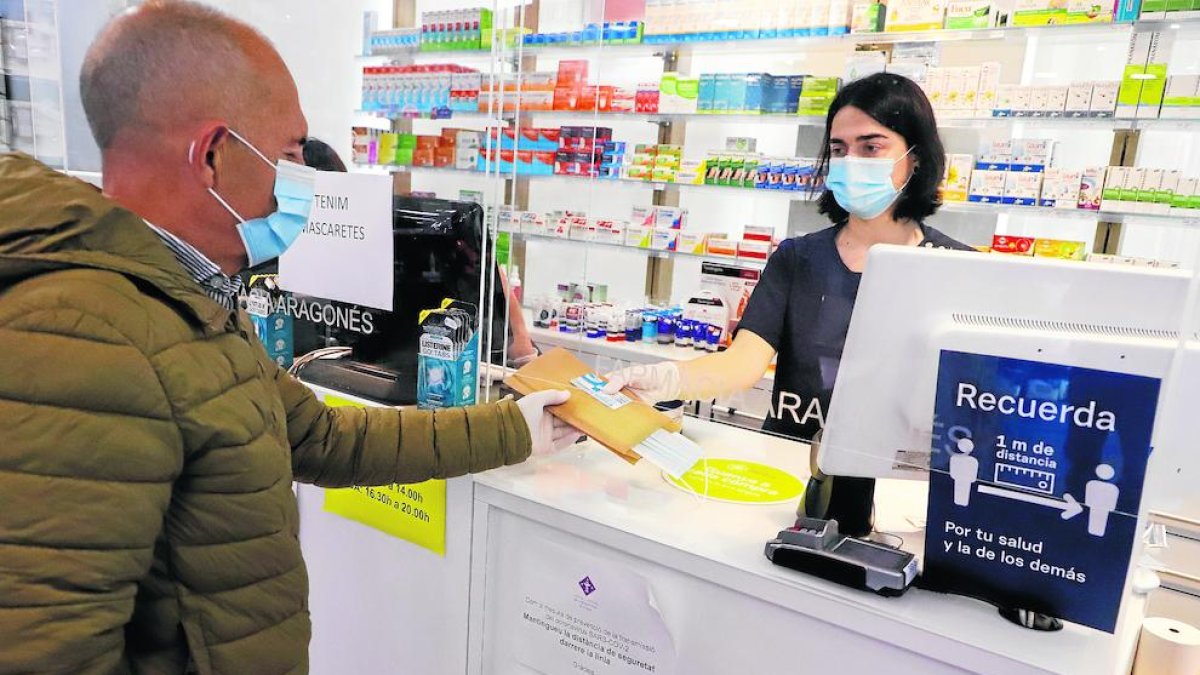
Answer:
602;362;682;404
515;389;584;456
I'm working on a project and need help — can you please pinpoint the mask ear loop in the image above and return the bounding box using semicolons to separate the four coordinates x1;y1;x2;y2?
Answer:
190;135;253;224
226;128;277;170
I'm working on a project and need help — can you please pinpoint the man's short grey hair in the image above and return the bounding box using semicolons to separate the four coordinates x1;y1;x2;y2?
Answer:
81;0;273;150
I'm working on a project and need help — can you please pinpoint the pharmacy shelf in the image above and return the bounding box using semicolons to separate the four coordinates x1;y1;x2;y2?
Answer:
523;316;775;386
374;18;1200;63
507;231;769;268
354;162;1200;225
483;18;1200;59
359;108;1200;132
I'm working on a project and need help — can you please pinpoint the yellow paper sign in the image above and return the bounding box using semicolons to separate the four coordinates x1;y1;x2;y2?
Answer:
321;395;447;556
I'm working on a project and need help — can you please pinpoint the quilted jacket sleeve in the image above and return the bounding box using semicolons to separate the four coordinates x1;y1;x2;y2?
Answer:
0;305;182;673
275;365;532;487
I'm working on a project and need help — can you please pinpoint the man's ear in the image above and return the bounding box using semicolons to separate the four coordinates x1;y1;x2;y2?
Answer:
187;122;231;190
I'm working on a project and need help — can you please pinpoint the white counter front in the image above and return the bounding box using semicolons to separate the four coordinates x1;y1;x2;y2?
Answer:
465;417;1146;675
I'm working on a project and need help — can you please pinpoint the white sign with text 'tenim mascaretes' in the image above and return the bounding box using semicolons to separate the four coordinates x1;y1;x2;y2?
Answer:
279;171;393;311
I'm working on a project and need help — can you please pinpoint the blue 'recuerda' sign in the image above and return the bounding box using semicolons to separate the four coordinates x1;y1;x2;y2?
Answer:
923;350;1160;633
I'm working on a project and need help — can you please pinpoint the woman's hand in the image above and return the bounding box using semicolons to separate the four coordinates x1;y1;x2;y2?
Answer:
602;362;683;403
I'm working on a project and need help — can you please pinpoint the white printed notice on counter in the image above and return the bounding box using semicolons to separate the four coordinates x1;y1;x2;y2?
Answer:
279;171;393;311
515;539;676;675
922;350;1160;633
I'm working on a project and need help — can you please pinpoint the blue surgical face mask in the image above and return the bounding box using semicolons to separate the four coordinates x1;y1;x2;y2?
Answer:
824;147;916;220
196;129;318;267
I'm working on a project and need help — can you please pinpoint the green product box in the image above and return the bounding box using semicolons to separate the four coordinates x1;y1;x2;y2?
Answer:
715;154;734;186
1011;8;1068;26
704;153;721;185
1138;63;1169;111
677;78;700;101
1164;0;1189;10
1118;65;1146;112
495;232;511;267
479;8;494;50
1141;0;1169;10
395;148;415;166
398;133;418;149
741;157;759;188
797;77;841;117
944;1;995;29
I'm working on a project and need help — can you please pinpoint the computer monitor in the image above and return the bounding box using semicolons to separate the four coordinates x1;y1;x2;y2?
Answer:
295;195;508;405
818;246;1197;518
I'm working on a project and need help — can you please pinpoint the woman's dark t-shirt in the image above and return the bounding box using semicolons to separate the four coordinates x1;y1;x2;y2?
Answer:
737;224;974;442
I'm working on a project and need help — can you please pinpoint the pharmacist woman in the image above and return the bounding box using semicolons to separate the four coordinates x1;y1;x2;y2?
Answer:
606;72;974;449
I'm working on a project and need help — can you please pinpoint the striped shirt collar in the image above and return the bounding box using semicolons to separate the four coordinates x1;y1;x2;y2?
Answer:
144;222;243;311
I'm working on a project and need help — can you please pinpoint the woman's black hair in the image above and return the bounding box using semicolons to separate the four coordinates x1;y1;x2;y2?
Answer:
302;137;347;173
815;72;945;224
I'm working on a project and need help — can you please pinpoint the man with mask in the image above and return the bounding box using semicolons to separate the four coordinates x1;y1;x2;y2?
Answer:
0;2;576;672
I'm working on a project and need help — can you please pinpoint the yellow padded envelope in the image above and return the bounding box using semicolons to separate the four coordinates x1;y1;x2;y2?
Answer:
504;347;684;464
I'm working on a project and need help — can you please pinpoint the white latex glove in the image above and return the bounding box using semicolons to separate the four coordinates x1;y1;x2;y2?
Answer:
601;362;682;404
515;389;584;456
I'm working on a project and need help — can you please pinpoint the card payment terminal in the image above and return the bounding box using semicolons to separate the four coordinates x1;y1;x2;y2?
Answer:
765;517;918;597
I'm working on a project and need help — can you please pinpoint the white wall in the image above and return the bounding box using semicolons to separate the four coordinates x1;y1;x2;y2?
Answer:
197;0;394;166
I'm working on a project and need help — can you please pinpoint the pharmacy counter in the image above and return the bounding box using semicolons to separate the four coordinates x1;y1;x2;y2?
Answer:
465;417;1146;675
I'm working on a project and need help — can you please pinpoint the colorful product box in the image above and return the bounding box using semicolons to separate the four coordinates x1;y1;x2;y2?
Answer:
1034;239;1088;260
1172;177;1199;213
705;236;739;258
631;205;656;228
1100;166;1128;211
654;206;688;229
1161;75;1200;120
1135;168;1163;213
1154;170;1180;215
1004;171;1044;207
738;240;773;260
975;62;1001;115
991;235;1036;256
1090;81;1119;118
625;225;653;248
797;77;841;117
968;167;1007;204
885;0;949;31
1065;83;1094;118
649;229;679;251
944;0;999;28
743;224;776;242
851;3;887;33
677;232;709;255
1120;167;1147;207
1011;0;1067;25
1039;168;1083;208
942;154;974;202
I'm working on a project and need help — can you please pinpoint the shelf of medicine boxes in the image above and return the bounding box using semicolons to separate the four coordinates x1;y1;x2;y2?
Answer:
506;230;769;268
353;163;1200;226
521;311;776;384
374;18;1200;62
358;109;1200;132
